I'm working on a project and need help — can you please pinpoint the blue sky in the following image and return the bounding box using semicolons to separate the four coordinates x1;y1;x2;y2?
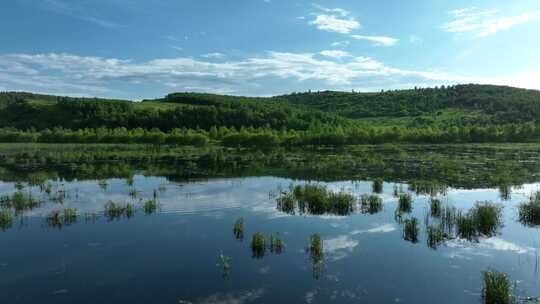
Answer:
1;0;540;99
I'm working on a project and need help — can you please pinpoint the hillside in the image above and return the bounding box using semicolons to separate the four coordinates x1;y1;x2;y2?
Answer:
1;84;540;146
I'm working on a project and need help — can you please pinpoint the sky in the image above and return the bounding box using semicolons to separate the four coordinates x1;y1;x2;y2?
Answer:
1;0;540;100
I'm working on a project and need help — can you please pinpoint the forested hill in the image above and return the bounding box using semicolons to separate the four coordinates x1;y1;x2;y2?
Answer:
1;84;539;132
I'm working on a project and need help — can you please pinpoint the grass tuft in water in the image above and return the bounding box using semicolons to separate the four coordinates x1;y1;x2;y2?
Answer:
276;184;355;215
397;193;413;214
104;201;135;221
269;233;284;254
0;209;13;231
372;178;383;194
427;225;449;249
219;253;231;275
307;233;324;279
233;217;244;240
518;192;540;226
482;270;514;304
403;217;419;243
143;199;158;215
46;208;78;228
360;194;383;214
456;201;502;240
11;191;40;212
430;198;442;218
251;232;266;259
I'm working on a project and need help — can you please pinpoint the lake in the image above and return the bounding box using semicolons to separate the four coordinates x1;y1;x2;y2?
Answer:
0;144;539;303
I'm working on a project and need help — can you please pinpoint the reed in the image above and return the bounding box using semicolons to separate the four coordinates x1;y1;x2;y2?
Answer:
482;270;514;304
360;194;383;214
307;233;323;279
518;192;540;226
0;209;13;230
251;232;266;259
46;208;78;228
233;217;244;240
12;191;40;212
269;233;284;254
104;201;135;221
372;178;383;194
403;218;419;243
143;199;158;214
427;225;448;249
397;193;413;214
275;184;355;215
430;198;442;218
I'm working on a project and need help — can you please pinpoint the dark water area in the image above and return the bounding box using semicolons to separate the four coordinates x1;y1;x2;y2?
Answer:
0;144;540;303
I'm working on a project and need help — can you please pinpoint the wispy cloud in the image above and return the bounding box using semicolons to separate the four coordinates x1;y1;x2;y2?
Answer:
38;0;121;29
351;35;399;46
310;14;360;34
319;50;351;58
201;52;225;59
331;40;350;48
443;7;540;37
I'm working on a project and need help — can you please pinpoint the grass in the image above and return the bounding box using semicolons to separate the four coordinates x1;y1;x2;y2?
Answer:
430;198;442;218
143;199;158;214
518;192;540;226
482;270;514;304
233;217;244;240
11;191;40;212
403;218;419;243
219;253;231;274
46;208;78;228
372;178;383;194
307;233;323;279
276;184;356;215
269;233;284;254
104;201;135;221
456;201;502;240
360;194;383;214
251;232;266;259
0;209;13;230
427;225;448;249
397;193;413;214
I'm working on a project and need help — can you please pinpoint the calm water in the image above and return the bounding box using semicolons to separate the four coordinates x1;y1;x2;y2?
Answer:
0;175;539;303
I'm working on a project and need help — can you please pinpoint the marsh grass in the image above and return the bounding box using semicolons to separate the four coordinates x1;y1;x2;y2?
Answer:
104;201;135;221
251;232;266;259
403;218;419;243
456;201;502;240
518;192;540;226
397;193;413;214
372;178;383;194
360;194;383;214
233;217;244;240
275;184;355;215
482;270;514;304
427;225;449;249
143;199;158;214
219;253;231;275
269;233;284;254
46;208;77;228
0;209;13;230
430;198;442;218
307;233;323;279
11;191;40;212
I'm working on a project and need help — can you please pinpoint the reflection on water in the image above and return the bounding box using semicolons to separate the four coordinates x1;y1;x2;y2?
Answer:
0;173;539;303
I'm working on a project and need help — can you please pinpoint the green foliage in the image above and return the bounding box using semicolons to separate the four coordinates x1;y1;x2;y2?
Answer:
104;201;135;221
0;209;13;231
269;233;284;254
372;178;383;193
403;218;419;243
397;193;413;214
307;233;323;279
518;192;540;226
457;202;502;240
233;217;244;240
143;199;158;215
251;232;266;259
426;226;448;249
276;184;355;215
430;198;442;217
46;208;78;228
360;194;383;214
482;270;514;304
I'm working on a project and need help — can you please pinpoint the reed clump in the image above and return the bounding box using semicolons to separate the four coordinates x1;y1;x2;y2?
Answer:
372;178;383;194
11;191;40;212
360;194;383;214
233;217;244;240
518;192;540;226
430;198;442;218
456;201;502;240
104;201;135;221
397;193;413;214
143;199;158;214
427;225;449;249
482;270;514;304
403;217;419;243
46;208;78;228
307;233;323;279
275;184;355;216
251;232;266;259
269;233;284;254
0;209;13;230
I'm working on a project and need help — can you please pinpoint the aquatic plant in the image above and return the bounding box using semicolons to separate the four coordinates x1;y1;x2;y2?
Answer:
471;201;502;236
104;201;135;221
427;225;449;249
276;191;296;214
275;184;355;216
430;198;442;218
0;209;13;231
456;211;477;240
128;187;138;199
269;233;284;254
219;253;231;274
143;199;158;214
397;193;413;214
403;218;419;243
360;194;383;214
409;180;447;197
498;184;512;201
372;178;383;194
11;191;40;212
482;270;514;304
307;233;323;279
518;192;540;226
327;191;356;215
15;181;25;191
233;217;244;240
46;208;78;228
251;232;266;259
126;175;134;187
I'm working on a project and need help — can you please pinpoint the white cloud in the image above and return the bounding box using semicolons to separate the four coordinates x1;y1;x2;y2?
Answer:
312;4;350;17
201;52;225;59
443;8;540;37
319;50;351;58
331;40;350;48
310;14;360;34
351;223;396;235
324;235;359;260
351;35;399;46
